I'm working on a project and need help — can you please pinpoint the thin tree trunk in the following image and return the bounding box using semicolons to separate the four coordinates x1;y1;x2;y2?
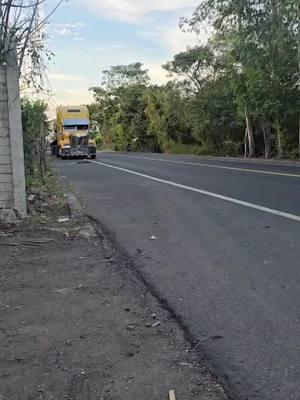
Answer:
40;138;46;183
211;135;220;152
244;128;248;158
245;113;254;157
275;119;283;159
261;117;271;159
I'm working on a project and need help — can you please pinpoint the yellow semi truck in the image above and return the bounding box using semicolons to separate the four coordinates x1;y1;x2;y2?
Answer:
51;105;96;159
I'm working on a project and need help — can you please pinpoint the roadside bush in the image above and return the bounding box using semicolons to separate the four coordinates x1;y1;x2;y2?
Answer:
94;134;103;149
21;98;49;184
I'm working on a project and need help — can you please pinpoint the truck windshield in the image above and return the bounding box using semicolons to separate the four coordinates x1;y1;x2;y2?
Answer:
63;125;89;130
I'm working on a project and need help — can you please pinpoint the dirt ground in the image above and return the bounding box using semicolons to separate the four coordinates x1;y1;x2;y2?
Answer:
0;207;230;400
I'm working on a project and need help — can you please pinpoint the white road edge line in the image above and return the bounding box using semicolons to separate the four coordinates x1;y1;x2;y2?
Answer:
91;160;300;222
111;151;300;169
113;155;300;178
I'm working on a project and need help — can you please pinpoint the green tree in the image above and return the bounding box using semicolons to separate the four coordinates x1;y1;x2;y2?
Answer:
144;83;193;152
21;98;49;183
90;63;150;151
101;62;150;90
163;45;217;92
181;0;299;158
190;75;244;155
88;2;299;159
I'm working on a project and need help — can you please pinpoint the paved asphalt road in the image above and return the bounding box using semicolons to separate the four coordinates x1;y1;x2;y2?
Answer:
55;153;300;400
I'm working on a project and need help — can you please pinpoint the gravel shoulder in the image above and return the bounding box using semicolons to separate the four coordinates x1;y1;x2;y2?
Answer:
0;188;230;400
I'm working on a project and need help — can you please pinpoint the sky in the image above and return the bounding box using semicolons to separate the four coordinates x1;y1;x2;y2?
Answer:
42;0;203;115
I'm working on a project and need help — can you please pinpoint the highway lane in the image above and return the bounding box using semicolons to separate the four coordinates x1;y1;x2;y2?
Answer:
55;153;300;400
90;152;300;216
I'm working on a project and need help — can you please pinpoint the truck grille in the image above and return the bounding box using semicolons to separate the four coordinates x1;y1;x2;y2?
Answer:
71;136;89;147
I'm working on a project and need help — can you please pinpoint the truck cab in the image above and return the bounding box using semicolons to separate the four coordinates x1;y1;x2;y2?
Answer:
53;106;96;159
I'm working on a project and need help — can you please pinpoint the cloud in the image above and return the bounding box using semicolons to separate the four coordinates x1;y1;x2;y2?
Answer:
55;22;85;36
48;73;87;83
55;88;93;105
145;63;169;85
140;24;199;54
55;22;85;30
56;27;75;35
81;0;198;23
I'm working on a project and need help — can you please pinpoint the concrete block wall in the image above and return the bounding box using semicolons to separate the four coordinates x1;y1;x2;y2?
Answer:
0;66;14;209
0;46;27;219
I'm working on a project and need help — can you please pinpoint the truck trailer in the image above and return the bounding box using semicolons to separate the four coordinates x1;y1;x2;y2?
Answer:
51;105;96;159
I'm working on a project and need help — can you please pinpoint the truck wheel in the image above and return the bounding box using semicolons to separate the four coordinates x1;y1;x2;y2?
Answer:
91;154;96;159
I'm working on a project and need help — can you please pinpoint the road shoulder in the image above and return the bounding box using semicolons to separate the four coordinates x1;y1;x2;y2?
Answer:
0;180;230;400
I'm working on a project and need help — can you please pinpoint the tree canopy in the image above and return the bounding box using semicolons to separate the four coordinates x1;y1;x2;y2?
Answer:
89;0;299;158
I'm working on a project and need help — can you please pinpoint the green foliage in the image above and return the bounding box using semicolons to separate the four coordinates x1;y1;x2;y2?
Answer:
144;83;194;151
188;73;244;155
163;45;217;92
94;134;103;148
164;142;202;155
101;62;150;90
89;1;299;159
90;63;150;151
180;0;299;158
21;97;49;183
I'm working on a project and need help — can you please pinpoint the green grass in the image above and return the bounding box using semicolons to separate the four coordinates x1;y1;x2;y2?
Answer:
164;142;215;156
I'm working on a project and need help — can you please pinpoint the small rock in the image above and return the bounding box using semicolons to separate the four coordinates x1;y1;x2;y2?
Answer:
54;288;71;295
179;362;193;367
145;322;152;328
79;224;97;240
152;321;161;328
27;194;36;202
150;235;157;240
127;324;137;331
211;335;223;340
76;284;84;290
57;217;70;223
0;209;18;224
